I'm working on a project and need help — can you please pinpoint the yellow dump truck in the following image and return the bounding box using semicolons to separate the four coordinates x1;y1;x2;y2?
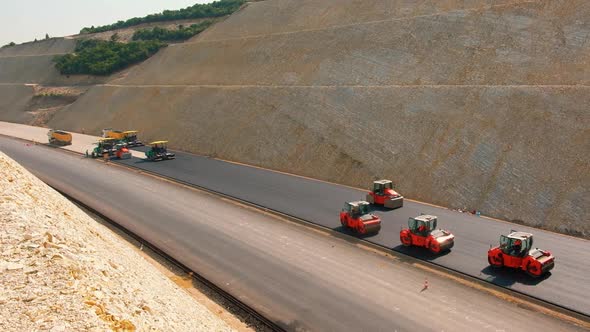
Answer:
102;128;125;140
47;129;72;146
102;128;143;147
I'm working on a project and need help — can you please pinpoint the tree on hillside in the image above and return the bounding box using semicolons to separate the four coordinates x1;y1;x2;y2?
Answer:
110;33;120;42
53;39;166;76
132;21;212;42
2;42;16;48
45;33;50;39
79;0;245;34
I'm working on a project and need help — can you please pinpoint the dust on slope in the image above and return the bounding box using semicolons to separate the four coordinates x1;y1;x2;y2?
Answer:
0;151;235;331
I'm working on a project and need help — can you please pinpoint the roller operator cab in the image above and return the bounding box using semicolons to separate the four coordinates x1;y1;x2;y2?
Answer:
339;201;381;235
400;214;454;254
366;179;404;209
146;141;175;161
488;231;555;278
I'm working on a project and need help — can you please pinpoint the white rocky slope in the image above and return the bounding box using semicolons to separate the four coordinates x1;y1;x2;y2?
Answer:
0;151;234;332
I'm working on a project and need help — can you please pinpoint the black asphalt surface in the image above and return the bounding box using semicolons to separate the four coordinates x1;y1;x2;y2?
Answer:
123;146;590;315
5;137;588;332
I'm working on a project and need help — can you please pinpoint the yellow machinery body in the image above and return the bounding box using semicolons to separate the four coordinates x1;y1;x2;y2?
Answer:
48;129;72;145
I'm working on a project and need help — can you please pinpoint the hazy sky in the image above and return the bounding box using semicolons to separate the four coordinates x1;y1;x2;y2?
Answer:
0;0;211;46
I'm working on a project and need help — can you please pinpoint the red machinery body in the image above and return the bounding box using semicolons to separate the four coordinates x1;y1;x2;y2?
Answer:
400;214;454;254
340;201;381;235
487;231;555;277
115;145;132;159
366;179;403;209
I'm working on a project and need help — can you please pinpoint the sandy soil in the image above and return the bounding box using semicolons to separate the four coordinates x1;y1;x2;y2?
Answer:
0;151;235;331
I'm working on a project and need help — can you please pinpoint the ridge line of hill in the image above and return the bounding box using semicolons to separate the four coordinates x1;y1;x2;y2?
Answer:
100;83;589;89
0;53;68;58
183;0;539;44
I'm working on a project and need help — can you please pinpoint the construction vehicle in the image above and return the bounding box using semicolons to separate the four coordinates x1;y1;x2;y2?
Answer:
90;138;118;158
339;201;381;235
47;129;72;146
102;128;121;139
120;130;143;147
400;214;454;254
114;143;132;159
145;141;175;161
366;179;403;209
488;231;555;278
102;128;143;147
90;138;132;159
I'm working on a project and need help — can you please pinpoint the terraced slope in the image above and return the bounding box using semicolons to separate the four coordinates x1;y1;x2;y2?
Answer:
0;38;108;124
0;38;106;85
33;0;590;235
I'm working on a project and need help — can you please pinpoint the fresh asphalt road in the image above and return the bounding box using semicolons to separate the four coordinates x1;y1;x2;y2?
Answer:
121;146;590;315
1;137;587;332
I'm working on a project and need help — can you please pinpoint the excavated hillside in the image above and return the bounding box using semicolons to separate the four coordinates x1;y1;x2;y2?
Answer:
0;38;108;125
6;0;590;235
0;16;223;125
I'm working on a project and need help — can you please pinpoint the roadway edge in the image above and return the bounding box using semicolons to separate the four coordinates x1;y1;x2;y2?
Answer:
2;134;588;327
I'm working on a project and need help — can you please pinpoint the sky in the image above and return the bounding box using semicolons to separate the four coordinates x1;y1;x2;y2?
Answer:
0;0;211;46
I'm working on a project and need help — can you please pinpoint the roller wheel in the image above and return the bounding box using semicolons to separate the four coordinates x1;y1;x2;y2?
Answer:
526;262;542;278
429;240;441;254
400;232;412;246
358;224;366;235
488;254;503;268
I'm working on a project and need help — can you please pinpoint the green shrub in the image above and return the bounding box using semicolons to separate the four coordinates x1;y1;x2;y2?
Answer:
132;21;212;42
80;0;244;34
54;39;166;76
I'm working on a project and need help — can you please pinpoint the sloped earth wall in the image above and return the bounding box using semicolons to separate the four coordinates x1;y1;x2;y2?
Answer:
0;38;107;125
14;0;590;235
49;85;590;236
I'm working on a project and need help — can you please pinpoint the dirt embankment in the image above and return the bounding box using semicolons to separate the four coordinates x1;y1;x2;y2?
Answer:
0;151;235;331
0;17;231;127
47;0;590;236
0;38;107;126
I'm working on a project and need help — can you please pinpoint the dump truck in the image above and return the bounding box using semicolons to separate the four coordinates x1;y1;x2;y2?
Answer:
102;128;143;147
47;129;72;146
145;141;175;161
339;201;381;235
488;231;555;277
400;214;454;254
366;179;404;209
102;128;122;139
